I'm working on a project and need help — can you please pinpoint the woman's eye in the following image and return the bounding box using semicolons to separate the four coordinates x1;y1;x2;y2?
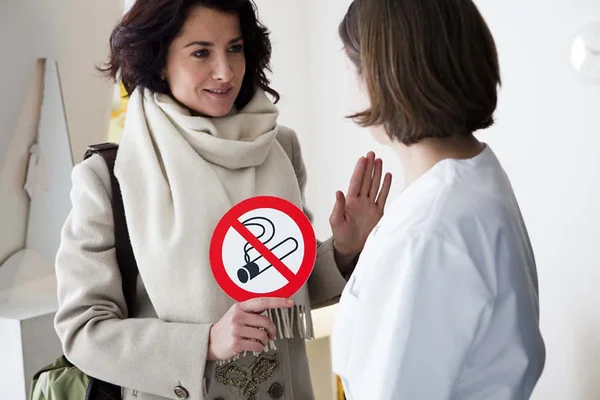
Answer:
193;49;209;58
229;44;244;53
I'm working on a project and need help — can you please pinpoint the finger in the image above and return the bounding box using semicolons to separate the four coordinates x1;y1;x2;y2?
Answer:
234;337;266;354
237;326;270;347
243;313;277;340
240;297;294;314
347;157;367;198
376;173;393;208
329;191;346;226
359;152;375;197
368;158;383;200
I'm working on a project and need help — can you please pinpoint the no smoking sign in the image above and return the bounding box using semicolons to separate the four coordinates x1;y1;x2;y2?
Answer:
209;196;317;302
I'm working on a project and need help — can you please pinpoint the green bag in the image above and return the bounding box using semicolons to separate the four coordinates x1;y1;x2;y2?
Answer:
30;143;139;400
29;356;89;400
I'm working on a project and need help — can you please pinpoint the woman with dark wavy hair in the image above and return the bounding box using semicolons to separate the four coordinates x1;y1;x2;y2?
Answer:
53;1;392;399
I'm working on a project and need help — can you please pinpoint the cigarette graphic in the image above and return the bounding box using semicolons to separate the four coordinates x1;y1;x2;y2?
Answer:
237;216;299;284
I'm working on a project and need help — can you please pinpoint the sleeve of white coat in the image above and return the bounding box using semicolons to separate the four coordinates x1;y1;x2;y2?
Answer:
363;234;493;400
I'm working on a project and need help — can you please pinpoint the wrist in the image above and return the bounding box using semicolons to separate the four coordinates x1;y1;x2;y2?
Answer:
333;240;359;269
333;240;357;259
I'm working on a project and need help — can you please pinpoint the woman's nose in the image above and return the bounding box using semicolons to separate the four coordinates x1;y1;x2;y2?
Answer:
212;55;234;82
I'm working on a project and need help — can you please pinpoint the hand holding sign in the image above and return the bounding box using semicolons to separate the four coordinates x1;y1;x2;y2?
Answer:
207;297;294;361
208;197;316;360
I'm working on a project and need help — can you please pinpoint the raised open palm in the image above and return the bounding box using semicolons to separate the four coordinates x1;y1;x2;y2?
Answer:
329;151;393;258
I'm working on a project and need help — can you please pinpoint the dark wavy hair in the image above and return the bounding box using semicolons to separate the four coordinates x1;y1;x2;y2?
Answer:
99;0;279;109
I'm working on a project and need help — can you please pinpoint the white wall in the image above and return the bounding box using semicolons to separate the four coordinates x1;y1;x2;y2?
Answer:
252;3;348;399
255;0;401;238
257;0;600;399
0;0;122;167
476;2;600;399
303;0;402;238
251;0;312;166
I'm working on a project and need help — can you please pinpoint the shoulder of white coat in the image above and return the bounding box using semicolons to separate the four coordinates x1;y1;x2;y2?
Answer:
375;221;472;268
376;230;489;286
71;154;112;201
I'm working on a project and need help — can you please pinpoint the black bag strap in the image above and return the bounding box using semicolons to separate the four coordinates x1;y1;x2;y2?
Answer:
83;142;138;317
83;143;139;400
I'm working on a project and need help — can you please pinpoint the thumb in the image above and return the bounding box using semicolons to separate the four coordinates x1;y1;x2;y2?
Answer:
329;191;346;226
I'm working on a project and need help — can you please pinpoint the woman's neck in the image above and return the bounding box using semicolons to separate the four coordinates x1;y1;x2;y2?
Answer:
392;134;484;188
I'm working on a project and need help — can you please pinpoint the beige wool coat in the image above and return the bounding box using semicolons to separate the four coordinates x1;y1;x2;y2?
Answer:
54;127;349;400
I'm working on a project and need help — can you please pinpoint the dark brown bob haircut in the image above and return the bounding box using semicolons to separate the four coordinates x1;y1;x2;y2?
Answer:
99;0;279;110
339;0;501;145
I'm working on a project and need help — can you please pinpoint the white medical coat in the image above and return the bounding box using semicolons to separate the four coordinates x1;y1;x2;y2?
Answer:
332;145;545;400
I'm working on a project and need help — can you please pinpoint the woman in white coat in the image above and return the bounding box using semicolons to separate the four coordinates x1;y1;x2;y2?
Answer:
332;0;546;399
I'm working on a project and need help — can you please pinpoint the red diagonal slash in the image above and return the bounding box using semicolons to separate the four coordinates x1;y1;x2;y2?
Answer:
231;219;297;283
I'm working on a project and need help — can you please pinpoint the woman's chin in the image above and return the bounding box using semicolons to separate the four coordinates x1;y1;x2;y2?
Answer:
189;103;235;118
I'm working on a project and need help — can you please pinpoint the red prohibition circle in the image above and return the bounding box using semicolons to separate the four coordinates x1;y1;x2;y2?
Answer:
209;196;317;302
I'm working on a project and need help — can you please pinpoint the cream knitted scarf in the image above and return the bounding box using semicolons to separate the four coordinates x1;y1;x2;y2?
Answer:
114;88;313;352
